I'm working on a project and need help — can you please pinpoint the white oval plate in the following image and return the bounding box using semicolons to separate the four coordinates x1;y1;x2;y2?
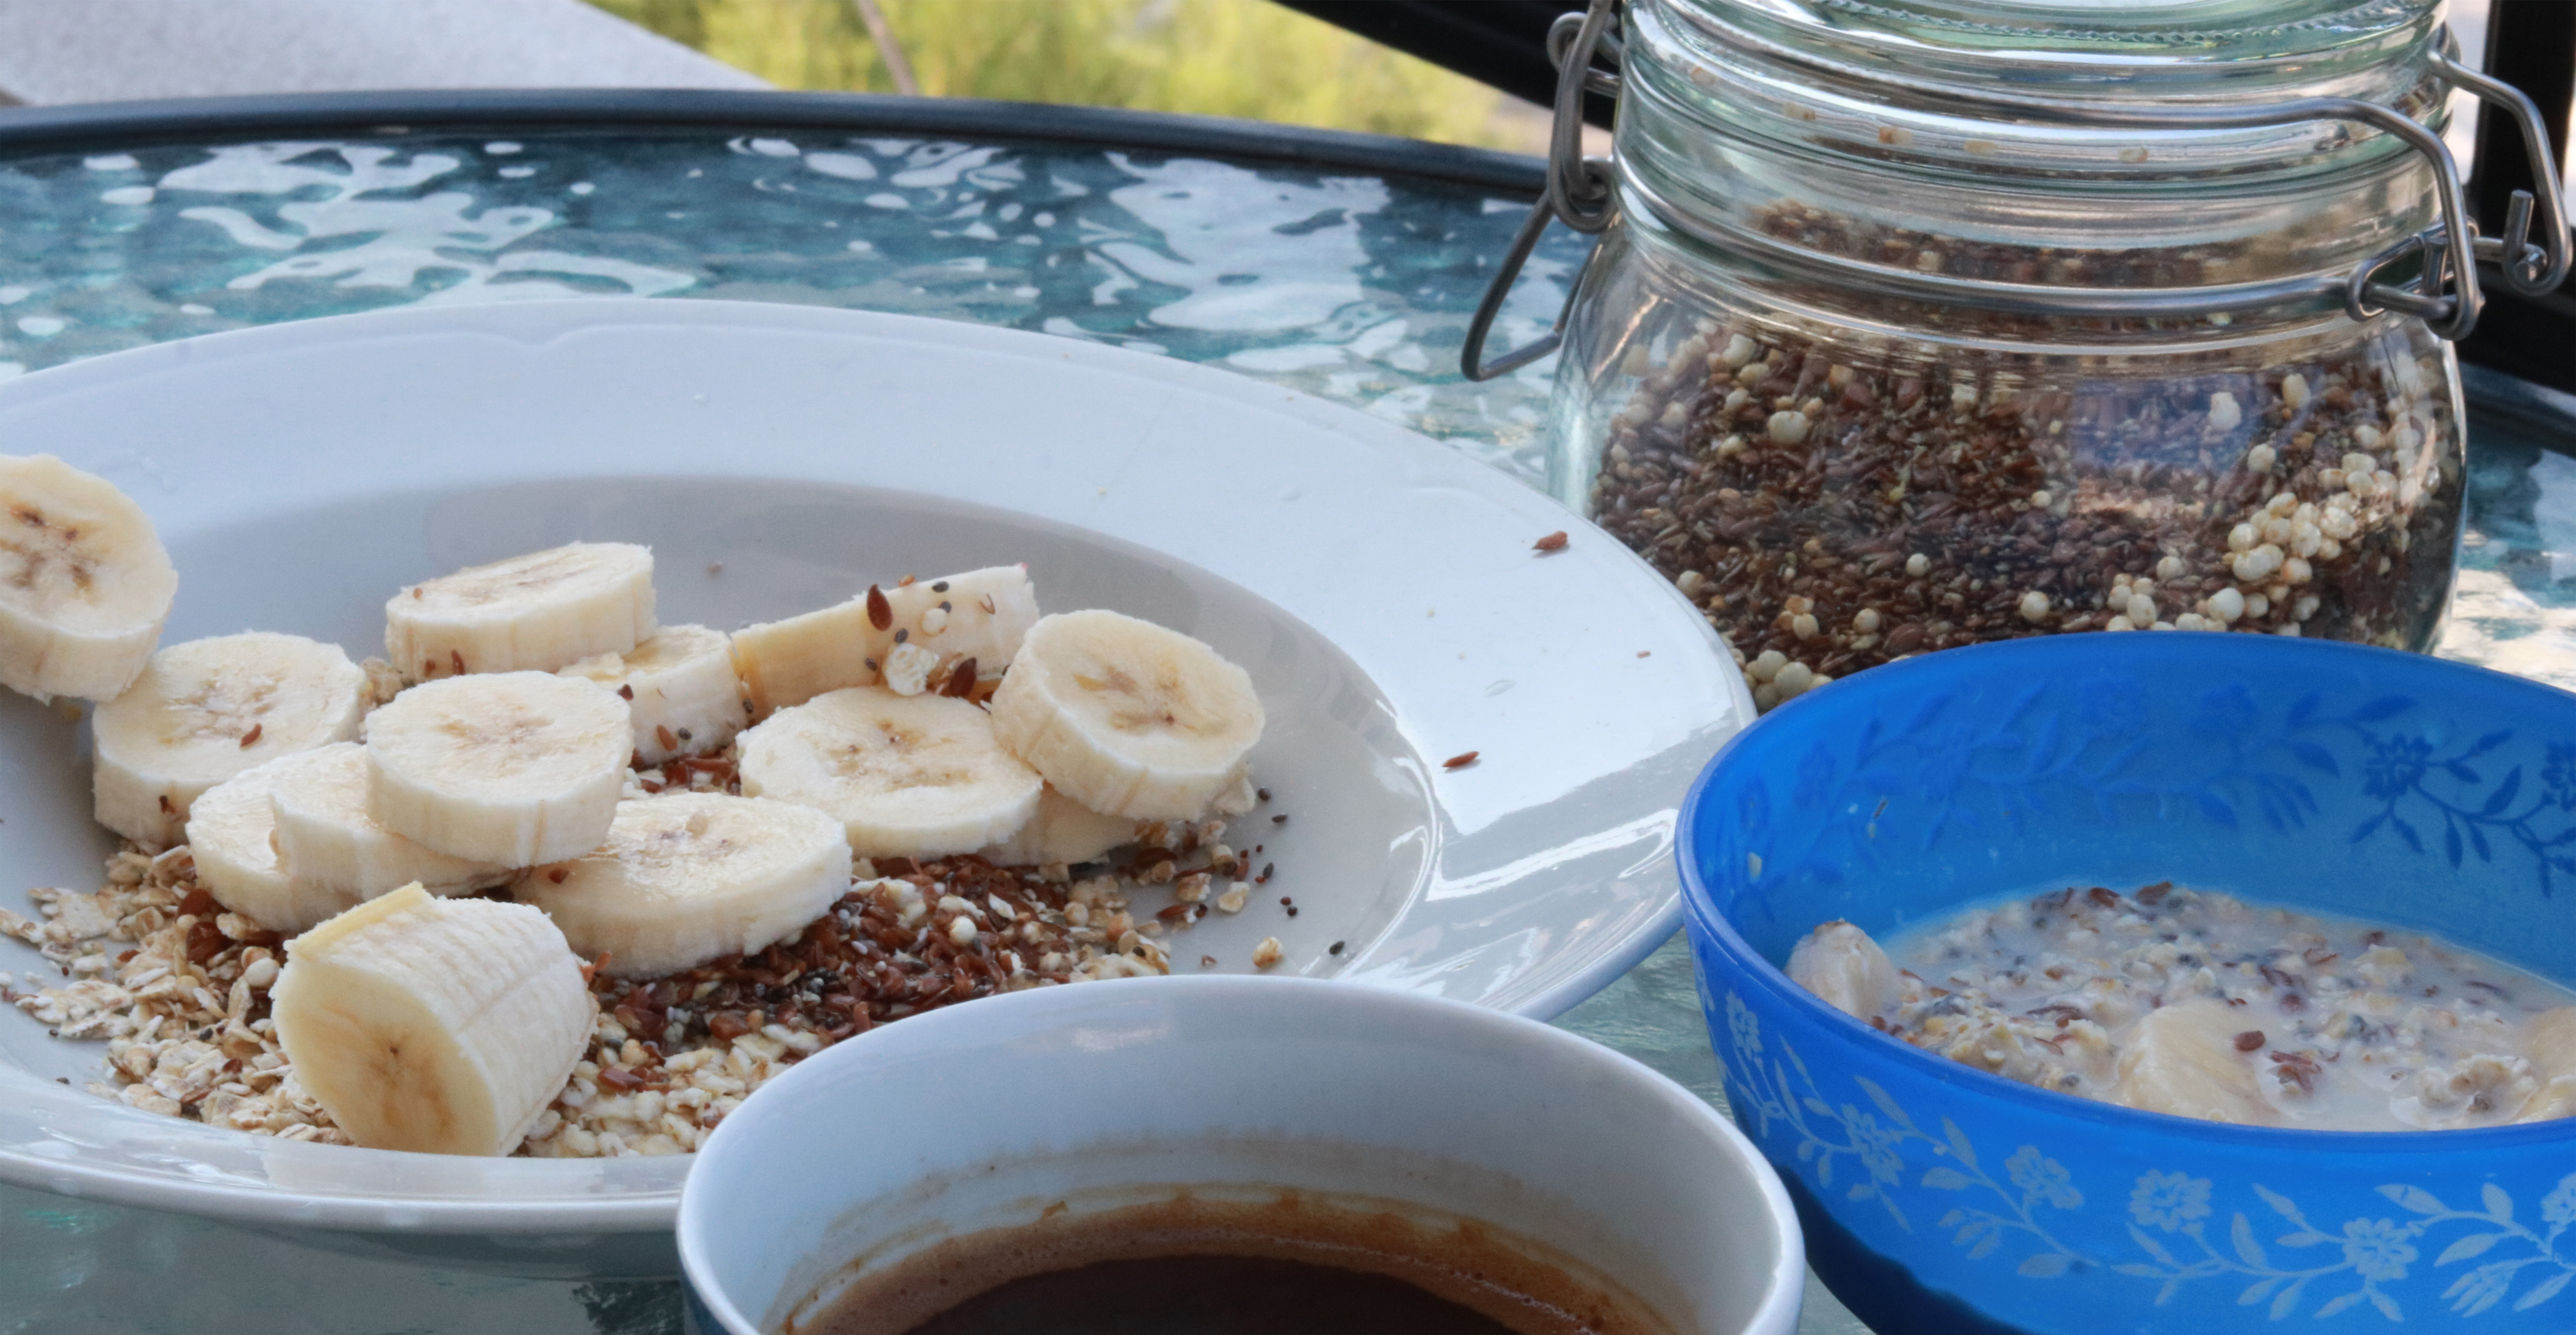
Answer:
0;300;1749;1264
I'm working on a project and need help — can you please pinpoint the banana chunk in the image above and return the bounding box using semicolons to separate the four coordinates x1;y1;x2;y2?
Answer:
2110;999;2280;1126
91;632;366;848
187;757;332;932
364;672;633;865
559;623;746;764
387;542;655;679
731;594;882;720
978;785;1140;868
0;454;179;704
271;884;592;1156
882;566;1040;693
1786;921;1901;1023
738;686;1042;859
987;611;1263;820
270;742;513;899
514;793;851;977
2516;1008;2576;1123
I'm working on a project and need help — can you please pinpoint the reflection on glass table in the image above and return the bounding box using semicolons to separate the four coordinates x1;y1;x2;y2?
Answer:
0;110;2569;1335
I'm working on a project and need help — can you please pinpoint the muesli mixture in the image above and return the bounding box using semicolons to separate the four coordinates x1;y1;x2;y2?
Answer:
1;753;1283;1157
1591;205;2459;710
1789;883;2576;1131
0;451;1292;1160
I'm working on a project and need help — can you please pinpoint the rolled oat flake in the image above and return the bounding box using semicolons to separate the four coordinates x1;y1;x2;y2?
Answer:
1469;0;2570;711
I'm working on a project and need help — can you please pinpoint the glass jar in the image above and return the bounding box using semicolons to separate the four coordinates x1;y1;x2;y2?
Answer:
1479;0;2568;709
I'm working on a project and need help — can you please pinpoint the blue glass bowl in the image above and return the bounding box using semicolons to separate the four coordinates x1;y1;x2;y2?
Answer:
1678;633;2576;1335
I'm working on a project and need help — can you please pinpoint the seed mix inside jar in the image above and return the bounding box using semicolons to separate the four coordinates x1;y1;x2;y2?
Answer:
1590;279;2459;710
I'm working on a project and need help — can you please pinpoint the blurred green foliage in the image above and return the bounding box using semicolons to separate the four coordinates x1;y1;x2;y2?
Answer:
586;0;1524;148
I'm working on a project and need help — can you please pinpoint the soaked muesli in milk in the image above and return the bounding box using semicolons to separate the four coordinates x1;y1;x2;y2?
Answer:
1790;883;2576;1131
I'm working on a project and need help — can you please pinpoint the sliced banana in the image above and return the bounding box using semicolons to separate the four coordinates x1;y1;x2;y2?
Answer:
185;756;348;933
738;685;1041;859
2110;999;2280;1126
364;672;632;865
386;542;655;680
514;793;851;978
271;884;592;1156
559;623;745;764
978;785;1138;868
0;453;179;704
269;742;513;899
730;593;882;720
1787;921;1901;1024
2517;1008;2576;1123
987;610;1263;820
881;566;1039;694
92;632;366;849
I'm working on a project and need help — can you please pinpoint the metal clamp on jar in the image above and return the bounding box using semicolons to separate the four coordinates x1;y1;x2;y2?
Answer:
1471;0;2569;710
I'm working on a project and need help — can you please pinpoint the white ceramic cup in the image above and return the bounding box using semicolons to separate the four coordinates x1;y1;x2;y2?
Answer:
678;975;1804;1335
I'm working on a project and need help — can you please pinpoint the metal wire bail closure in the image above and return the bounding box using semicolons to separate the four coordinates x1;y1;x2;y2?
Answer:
1463;6;2574;378
1459;0;1620;382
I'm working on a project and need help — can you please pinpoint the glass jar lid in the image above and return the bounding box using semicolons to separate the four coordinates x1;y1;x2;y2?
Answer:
1460;0;2567;378
1710;0;2438;98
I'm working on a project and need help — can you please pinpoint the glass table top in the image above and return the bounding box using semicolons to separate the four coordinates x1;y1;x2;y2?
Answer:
0;108;2571;1335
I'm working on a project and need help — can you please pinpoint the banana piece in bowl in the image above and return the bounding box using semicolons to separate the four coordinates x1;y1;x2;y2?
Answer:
988;610;1263;820
977;785;1140;868
738;685;1042;859
735;565;1043;715
879;565;1039;696
730;590;884;721
514;793;852;978
386;542;655;680
0;453;179;704
268;742;514;901
2111;998;2282;1126
187;756;342;933
558;623;745;764
364;671;633;865
271;884;592;1156
92;631;366;848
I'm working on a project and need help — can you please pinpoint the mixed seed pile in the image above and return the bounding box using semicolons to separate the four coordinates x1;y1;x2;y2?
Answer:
1594;205;2460;710
2;750;1288;1159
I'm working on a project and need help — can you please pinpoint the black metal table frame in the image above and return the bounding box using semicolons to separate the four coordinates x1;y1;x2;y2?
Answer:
0;89;1547;195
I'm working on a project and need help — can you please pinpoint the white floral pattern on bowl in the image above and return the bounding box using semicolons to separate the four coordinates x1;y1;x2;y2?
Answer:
1717;986;2576;1324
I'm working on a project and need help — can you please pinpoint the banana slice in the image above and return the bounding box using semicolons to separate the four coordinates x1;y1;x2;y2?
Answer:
730;593;882;720
2110;999;2280;1126
0;453;178;704
987;610;1263;820
881;566;1039;694
364;672;632;865
514;793;851;978
185;756;348;933
386;542;655;680
2517;1008;2576;1123
559;624;746;764
92;632;366;849
738;685;1042;859
270;742;513;899
1787;921;1901;1023
978;786;1138;868
271;884;592;1156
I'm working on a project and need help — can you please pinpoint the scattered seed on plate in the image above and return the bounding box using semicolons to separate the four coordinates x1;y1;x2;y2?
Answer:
1533;531;1568;553
1443;751;1480;770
